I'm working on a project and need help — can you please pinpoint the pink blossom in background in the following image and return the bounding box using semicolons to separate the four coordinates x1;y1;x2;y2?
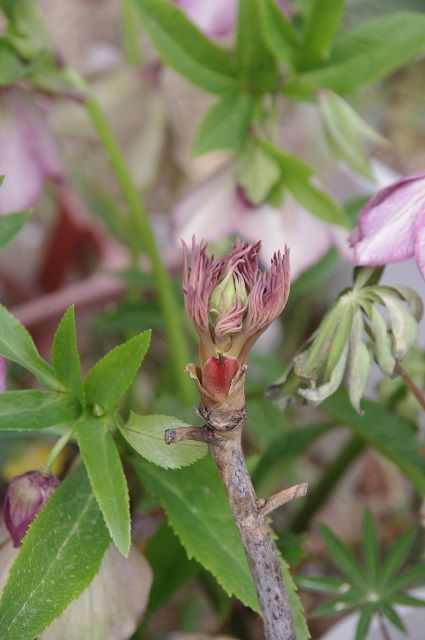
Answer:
172;0;238;37
173;166;349;280
0;358;6;392
351;170;425;279
0;88;63;214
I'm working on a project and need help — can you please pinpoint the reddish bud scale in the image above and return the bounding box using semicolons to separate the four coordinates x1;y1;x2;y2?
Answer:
3;470;59;547
202;355;239;402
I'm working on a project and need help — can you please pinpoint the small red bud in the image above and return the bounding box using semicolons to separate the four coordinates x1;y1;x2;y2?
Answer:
202;355;239;402
3;470;59;547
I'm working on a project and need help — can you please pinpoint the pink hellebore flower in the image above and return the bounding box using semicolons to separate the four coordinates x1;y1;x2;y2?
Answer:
174;167;344;279
351;170;425;279
0;87;63;214
183;237;290;402
3;470;59;547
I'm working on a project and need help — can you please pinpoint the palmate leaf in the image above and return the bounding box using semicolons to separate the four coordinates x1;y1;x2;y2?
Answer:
378;526;418;588
385;565;425;593
319;525;368;590
0;465;110;640
361;510;380;584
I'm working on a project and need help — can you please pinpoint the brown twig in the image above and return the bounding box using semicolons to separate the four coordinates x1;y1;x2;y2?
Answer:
395;362;425;411
166;408;306;640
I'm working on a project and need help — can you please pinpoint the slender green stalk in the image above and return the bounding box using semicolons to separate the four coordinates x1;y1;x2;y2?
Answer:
121;0;141;65
81;91;194;404
42;426;75;473
395;362;425;411
291;435;365;532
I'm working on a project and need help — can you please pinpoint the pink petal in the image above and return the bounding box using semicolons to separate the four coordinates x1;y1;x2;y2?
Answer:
0;358;6;393
414;205;425;280
40;545;152;640
174;166;241;244
173;0;238;37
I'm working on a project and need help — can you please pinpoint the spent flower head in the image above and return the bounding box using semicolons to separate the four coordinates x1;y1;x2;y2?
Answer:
183;237;290;405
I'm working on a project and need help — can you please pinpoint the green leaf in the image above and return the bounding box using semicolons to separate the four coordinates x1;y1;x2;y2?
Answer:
84;330;150;413
299;343;348;406
120;412;207;469
236;0;277;91
0;304;60;389
0;390;81;430
361;510;379;584
379;527;418;587
298;0;345;69
311;590;362;617
0;210;31;251
0;464;110;640
77;417;130;556
193;90;257;156
259;0;300;70
324;391;425;495
319;524;368;589
297;575;350;595
135;0;237;94
367;306;395;376
384;564;425;593
379;602;406;633
390;593;425;607
355;603;374;640
0;40;33;84
144;520;199;615
289;12;425;94
346;311;371;413
238;142;281;205
51;306;84;406
375;290;418;360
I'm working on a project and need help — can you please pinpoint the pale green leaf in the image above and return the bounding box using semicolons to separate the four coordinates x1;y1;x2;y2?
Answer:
0;390;81;430
236;0;277;91
0;211;31;251
52;306;84;406
193;90;257;156
299;343;348;406
0;464;110;640
135;0;237;93
238;143;281;205
259;0;300;69
77;417;130;556
367;306;395;376
0;304;60;389
376;291;418;360
84;330;150;413
120;412;207;469
299;0;345;68
346;311;371;413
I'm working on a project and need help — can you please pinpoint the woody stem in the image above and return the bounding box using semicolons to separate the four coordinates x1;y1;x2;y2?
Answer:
166;417;299;640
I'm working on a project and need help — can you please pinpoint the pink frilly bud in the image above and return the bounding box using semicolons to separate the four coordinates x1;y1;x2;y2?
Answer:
183;237;290;405
3;470;59;547
351;170;425;280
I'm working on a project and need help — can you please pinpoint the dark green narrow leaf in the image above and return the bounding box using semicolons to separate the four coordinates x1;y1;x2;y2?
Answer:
355;603;374;640
77;417;131;556
52;306;84;406
0;465;110;640
361;510;379;584
135;0;237;93
0;304;60;390
0;390;80;430
0;211;31;250
298;0;345;69
379;603;406;633
319;525;367;589
193;90;257;156
84;330;151;413
296;575;347;595
385;564;425;593
379;527;418;587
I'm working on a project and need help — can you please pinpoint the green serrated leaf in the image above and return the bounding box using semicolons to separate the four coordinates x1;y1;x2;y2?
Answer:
0;464;110;640
52;306;84;406
120;412;207;470
324;392;425;495
77;417;130;556
0;304;60;389
298;0;345;69
84;330;151;413
319;524;368;589
259;0;300;69
193;90;257;156
0;210;31;251
0;390;80;431
135;0;237;94
361;510;380;584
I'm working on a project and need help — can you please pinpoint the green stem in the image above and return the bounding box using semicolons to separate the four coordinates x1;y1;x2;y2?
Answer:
78;86;193;404
395;362;425;411
291;435;365;532
121;0;141;65
42;426;75;473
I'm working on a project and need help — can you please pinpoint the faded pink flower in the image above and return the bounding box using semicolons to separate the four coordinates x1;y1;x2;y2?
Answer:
183;237;290;400
0;87;63;214
3;470;59;547
351;170;425;279
0;358;6;393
